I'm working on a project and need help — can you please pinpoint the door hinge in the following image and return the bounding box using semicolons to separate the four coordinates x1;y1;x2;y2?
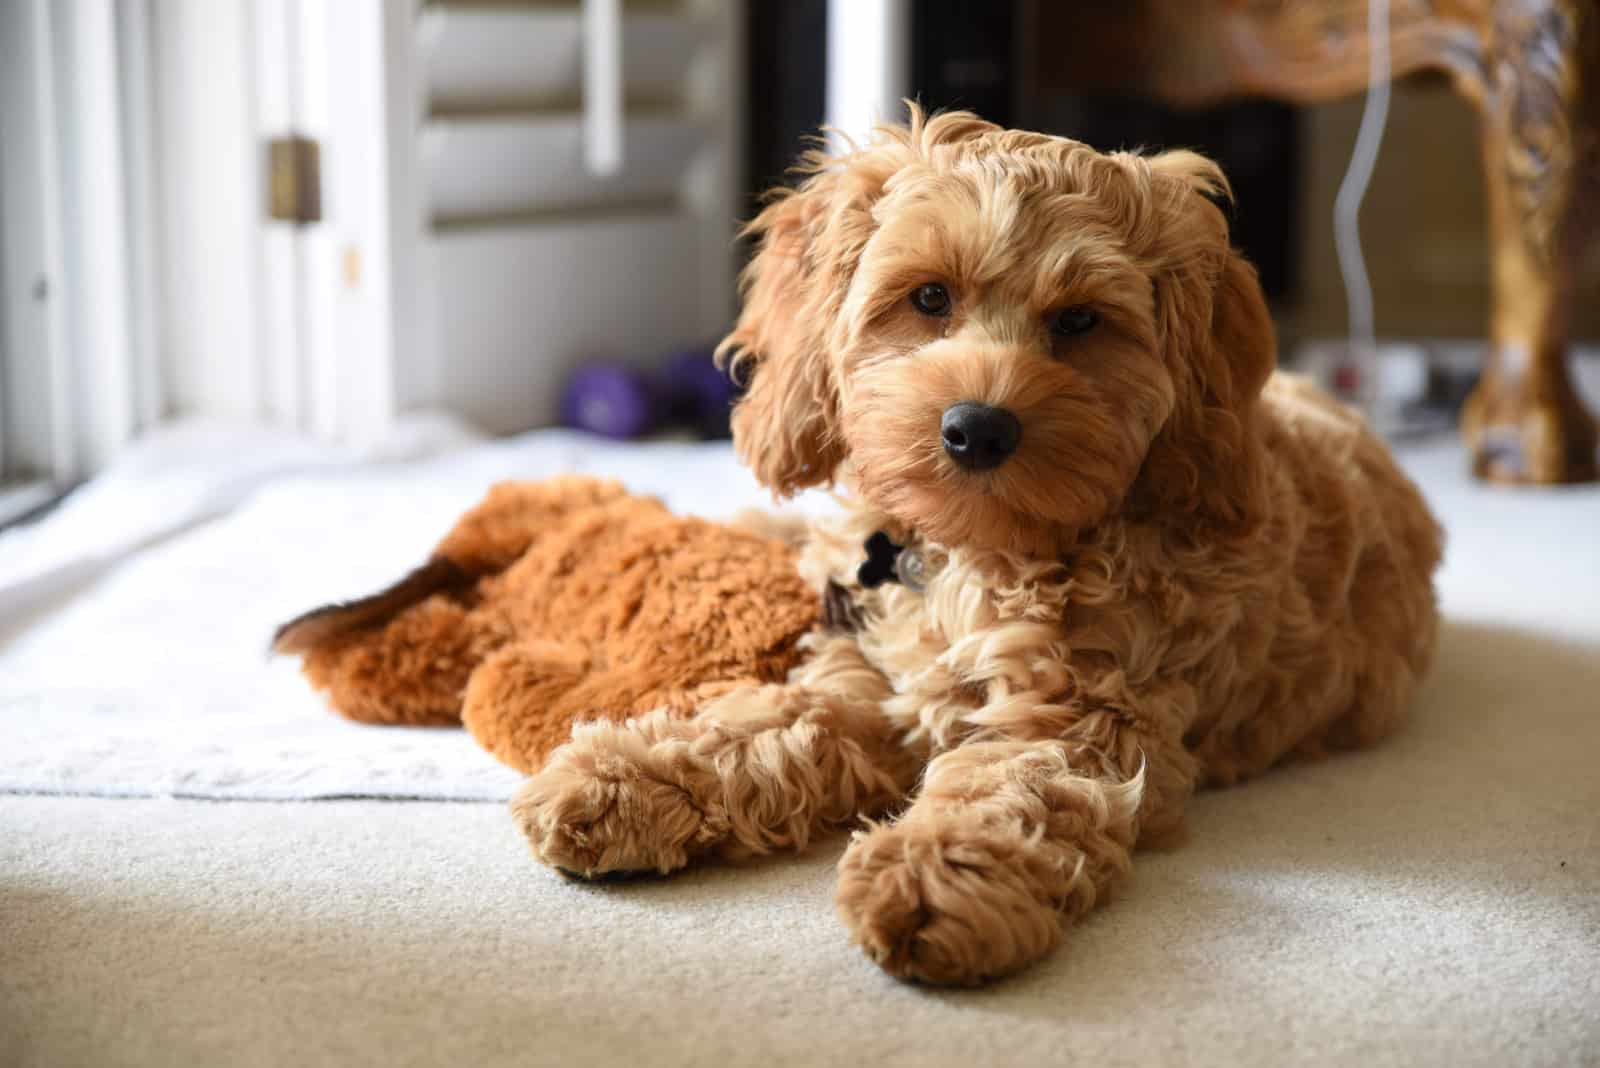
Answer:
267;135;322;224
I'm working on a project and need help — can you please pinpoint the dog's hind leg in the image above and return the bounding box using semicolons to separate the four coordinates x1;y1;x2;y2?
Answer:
509;634;922;877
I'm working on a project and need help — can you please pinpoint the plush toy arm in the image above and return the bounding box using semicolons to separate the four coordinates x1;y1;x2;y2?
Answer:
434;476;633;574
510;633;921;877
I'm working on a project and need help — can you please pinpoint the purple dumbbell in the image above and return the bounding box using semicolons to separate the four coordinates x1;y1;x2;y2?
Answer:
559;363;662;440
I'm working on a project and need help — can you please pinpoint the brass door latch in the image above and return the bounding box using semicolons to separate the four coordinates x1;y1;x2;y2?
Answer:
267;136;321;224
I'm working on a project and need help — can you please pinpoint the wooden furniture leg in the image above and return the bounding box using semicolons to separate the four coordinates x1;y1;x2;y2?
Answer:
1461;0;1599;483
1043;0;1599;484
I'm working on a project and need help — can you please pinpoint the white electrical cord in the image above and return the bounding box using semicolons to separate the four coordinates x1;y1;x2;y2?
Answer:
1332;0;1392;412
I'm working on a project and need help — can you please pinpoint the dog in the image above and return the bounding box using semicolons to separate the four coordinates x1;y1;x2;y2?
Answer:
511;107;1443;986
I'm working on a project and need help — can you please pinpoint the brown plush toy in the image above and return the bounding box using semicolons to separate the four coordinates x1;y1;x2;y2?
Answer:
273;476;820;774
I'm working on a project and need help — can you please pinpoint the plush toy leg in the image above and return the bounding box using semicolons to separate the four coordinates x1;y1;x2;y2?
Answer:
834;738;1145;986
434;476;633;573
462;642;592;771
510;635;923;877
461;642;709;774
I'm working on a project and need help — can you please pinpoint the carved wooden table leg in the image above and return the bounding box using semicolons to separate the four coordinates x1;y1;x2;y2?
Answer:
1057;1;1598;483
1460;0;1599;484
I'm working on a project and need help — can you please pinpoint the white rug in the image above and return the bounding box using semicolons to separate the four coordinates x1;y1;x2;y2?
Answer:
1;422;1596;803
0;423;837;800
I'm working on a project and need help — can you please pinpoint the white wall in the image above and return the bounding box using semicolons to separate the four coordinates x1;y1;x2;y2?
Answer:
308;0;404;446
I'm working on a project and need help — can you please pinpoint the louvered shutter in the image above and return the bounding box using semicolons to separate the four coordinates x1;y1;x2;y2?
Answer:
409;0;742;434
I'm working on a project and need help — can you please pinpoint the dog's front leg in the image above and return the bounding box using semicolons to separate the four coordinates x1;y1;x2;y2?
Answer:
511;634;923;878
835;684;1197;986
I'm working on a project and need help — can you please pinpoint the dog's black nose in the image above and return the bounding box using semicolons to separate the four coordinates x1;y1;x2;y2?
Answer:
941;402;1021;471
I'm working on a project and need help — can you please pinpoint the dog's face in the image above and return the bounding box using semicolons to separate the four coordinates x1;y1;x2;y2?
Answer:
720;111;1275;556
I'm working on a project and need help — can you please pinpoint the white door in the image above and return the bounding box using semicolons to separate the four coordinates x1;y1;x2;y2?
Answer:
153;0;393;445
153;0;745;445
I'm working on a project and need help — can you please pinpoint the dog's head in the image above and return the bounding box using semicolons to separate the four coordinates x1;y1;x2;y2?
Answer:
718;108;1275;556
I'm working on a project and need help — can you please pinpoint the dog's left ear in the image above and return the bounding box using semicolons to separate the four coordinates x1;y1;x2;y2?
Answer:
1132;150;1277;530
1147;151;1276;405
718;106;999;497
715;178;853;497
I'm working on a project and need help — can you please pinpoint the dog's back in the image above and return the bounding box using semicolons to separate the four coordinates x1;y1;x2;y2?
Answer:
1187;373;1444;785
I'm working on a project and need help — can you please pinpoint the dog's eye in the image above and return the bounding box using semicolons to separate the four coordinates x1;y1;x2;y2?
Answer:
1050;306;1099;338
909;283;952;318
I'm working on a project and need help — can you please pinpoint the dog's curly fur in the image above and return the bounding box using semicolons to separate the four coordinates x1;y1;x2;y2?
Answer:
511;108;1443;986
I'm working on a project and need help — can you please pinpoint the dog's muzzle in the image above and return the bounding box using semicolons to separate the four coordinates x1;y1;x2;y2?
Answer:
941;402;1021;471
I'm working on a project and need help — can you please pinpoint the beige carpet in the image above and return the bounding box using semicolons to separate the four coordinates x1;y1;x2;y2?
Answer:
4;616;1598;1067
3;441;1599;1067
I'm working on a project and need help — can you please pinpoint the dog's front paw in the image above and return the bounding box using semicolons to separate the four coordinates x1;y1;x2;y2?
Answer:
510;725;725;878
835;816;1063;986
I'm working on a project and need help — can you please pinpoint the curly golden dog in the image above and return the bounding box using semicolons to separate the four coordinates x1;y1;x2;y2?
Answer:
511;108;1443;986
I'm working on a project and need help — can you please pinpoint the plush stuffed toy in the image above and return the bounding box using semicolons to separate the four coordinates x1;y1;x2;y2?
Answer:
273;476;819;774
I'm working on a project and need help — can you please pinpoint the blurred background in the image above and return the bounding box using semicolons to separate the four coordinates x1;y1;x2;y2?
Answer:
2;0;1596;524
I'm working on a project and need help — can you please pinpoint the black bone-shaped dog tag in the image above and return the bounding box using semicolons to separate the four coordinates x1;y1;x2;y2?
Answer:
858;531;927;592
857;531;903;589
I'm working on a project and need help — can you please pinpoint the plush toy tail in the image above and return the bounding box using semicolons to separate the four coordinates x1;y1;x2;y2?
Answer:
270;476;650;731
271;556;472;655
273;477;638;658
